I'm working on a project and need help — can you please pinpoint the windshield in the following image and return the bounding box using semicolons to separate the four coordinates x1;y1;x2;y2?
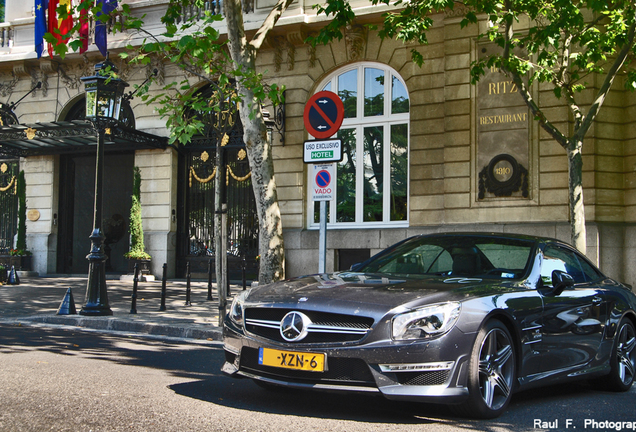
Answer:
358;235;535;280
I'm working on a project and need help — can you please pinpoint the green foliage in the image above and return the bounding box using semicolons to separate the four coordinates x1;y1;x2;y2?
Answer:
117;3;285;145
16;171;27;253
314;0;636;100
124;167;151;260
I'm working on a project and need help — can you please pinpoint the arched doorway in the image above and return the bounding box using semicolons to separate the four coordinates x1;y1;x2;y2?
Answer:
56;98;136;274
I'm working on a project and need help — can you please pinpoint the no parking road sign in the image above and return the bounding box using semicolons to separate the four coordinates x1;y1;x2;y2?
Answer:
304;91;345;139
312;163;335;201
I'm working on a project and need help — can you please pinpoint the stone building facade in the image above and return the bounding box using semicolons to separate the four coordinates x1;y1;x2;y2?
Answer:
1;1;635;286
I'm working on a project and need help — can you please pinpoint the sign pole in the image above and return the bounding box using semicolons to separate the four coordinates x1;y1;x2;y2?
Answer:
319;200;327;273
303;91;344;275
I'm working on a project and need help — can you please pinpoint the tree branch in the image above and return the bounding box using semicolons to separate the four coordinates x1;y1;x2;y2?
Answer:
576;19;636;141
250;0;295;51
502;0;568;149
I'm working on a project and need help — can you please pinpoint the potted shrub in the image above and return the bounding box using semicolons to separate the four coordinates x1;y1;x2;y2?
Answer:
0;264;7;284
124;167;151;274
8;171;32;271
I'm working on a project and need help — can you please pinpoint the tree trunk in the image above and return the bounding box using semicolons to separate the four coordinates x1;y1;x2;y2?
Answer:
239;95;285;284
223;0;285;284
567;140;586;253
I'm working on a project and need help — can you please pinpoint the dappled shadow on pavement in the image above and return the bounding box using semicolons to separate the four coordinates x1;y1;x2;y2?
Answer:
0;323;223;382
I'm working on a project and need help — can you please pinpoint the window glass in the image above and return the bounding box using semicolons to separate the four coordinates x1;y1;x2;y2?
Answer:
360;235;533;279
541;246;586;286
337;128;357;222
363;126;384;221
478;243;532;277
390;124;408;221
576;255;603;282
310;63;409;227
392;76;409;114
338;70;357;118
364;68;385;117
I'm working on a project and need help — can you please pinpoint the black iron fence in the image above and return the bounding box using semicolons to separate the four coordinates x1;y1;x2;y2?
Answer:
0;159;18;252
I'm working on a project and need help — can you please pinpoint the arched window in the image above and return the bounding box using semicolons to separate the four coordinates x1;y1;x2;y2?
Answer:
308;62;410;228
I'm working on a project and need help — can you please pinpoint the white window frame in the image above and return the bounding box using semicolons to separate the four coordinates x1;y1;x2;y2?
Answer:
307;62;410;229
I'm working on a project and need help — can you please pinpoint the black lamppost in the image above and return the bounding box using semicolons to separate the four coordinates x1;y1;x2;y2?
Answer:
79;54;128;316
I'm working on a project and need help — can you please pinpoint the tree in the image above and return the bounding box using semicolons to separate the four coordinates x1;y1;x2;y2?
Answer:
315;0;636;254
51;0;291;283
124;166;150;260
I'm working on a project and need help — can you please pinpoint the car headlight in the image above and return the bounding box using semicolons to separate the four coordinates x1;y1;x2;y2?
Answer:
229;289;250;326
392;302;461;340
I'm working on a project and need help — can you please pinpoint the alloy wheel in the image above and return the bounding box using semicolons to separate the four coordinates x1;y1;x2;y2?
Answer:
617;321;636;386
478;327;514;410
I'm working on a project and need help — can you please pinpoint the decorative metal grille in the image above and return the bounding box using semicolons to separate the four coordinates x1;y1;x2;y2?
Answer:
177;85;259;279
0;159;18;252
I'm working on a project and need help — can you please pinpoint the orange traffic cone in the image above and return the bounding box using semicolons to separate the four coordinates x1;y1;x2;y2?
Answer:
7;266;19;285
56;288;77;315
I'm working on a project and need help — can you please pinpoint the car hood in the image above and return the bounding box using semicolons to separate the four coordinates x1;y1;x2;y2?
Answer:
245;272;510;315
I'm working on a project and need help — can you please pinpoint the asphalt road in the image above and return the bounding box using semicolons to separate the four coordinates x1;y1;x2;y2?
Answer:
0;323;634;432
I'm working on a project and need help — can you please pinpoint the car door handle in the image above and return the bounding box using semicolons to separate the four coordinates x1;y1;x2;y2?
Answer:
592;296;603;306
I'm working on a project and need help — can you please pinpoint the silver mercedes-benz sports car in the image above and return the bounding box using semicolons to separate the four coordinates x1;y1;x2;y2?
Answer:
222;233;636;418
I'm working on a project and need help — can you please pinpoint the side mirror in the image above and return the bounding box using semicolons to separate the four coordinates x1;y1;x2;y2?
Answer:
551;270;574;296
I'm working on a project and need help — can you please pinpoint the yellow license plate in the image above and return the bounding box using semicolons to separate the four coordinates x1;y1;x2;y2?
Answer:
258;347;325;372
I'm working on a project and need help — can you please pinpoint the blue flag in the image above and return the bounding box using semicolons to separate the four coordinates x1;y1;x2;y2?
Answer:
34;0;48;58
95;0;118;57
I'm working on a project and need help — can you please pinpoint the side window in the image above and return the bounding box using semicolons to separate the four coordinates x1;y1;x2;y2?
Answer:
576;255;604;282
541;246;586;286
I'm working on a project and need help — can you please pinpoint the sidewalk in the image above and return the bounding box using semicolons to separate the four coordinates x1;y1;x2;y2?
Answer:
0;275;244;341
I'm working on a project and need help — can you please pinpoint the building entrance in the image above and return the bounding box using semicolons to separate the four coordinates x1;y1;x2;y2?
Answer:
57;152;134;274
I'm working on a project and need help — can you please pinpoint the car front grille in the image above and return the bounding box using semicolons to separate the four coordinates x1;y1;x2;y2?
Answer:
244;307;375;344
240;347;376;386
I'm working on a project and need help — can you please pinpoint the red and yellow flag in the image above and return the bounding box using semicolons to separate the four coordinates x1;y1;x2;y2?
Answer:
47;0;74;58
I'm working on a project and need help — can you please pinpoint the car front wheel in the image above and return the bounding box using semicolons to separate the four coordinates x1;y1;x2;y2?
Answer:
604;317;636;392
457;319;516;419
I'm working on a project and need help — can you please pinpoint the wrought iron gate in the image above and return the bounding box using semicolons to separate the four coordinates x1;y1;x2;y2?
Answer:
0;159;18;252
177;129;259;280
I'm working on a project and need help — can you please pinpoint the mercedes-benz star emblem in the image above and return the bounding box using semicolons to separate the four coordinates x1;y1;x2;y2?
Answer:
280;311;311;342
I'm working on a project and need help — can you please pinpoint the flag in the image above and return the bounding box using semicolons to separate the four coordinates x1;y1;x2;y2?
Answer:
79;0;91;53
34;0;48;58
47;0;73;58
95;0;118;57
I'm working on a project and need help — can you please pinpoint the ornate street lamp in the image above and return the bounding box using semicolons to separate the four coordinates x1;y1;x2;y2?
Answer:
79;54;128;316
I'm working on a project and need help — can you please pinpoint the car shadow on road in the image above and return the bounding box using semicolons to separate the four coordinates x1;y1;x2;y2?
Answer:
169;373;635;430
170;377;463;425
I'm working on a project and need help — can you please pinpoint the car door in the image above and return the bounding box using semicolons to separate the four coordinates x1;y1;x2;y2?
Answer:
537;243;608;373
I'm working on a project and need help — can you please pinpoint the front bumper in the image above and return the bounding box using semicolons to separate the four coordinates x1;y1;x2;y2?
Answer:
222;316;474;404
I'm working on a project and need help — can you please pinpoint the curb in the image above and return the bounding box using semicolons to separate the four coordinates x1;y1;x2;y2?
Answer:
7;315;224;341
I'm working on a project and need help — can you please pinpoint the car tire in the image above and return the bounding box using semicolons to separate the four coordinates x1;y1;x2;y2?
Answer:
602;317;636;392
456;319;516;419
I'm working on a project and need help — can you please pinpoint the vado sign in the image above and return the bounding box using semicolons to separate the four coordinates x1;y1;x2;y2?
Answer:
312;163;335;201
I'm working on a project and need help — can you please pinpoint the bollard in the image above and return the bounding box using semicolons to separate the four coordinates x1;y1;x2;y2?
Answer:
56;288;77;315
159;263;167;311
242;256;247;291
185;261;192;306
130;264;139;314
7;265;19;285
207;258;213;301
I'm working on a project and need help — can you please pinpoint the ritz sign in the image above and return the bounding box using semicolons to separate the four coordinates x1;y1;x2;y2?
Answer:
477;43;530;198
